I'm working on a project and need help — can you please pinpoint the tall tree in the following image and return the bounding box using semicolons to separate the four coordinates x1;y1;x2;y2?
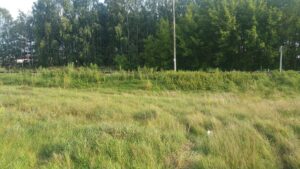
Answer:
1;0;299;70
143;19;172;69
0;8;13;65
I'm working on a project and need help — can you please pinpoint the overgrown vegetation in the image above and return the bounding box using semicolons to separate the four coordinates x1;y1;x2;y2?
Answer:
0;83;299;169
0;68;299;168
0;0;299;168
1;66;300;95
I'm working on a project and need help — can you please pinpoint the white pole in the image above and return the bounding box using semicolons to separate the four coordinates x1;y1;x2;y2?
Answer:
280;46;283;72
173;0;177;71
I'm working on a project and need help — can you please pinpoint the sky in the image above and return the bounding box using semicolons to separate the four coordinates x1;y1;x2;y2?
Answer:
1;0;105;19
0;0;37;18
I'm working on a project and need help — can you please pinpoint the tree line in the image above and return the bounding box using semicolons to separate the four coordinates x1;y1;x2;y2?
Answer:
0;0;300;71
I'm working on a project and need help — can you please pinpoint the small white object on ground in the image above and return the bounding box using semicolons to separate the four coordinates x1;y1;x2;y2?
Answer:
207;130;212;136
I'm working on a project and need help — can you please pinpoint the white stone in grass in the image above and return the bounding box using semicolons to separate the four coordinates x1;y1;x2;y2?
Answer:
207;130;212;136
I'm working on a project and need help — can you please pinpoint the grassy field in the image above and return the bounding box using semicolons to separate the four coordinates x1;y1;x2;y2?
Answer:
0;69;299;169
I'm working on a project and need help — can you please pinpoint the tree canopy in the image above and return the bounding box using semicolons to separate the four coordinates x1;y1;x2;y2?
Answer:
0;0;299;70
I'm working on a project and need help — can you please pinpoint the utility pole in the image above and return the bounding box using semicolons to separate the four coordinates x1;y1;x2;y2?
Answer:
280;46;283;72
173;0;177;71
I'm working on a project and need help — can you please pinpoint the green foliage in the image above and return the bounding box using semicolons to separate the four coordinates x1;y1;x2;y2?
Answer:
143;19;172;70
1;0;300;70
177;0;287;70
0;68;300;95
114;55;129;70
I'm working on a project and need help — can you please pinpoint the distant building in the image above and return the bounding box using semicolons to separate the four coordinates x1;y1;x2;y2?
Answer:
15;54;33;65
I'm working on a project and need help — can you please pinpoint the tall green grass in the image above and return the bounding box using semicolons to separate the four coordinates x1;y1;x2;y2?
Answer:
0;66;299;168
0;66;299;94
0;86;299;169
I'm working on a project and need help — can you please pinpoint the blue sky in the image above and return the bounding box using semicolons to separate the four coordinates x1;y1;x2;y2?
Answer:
0;0;105;19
